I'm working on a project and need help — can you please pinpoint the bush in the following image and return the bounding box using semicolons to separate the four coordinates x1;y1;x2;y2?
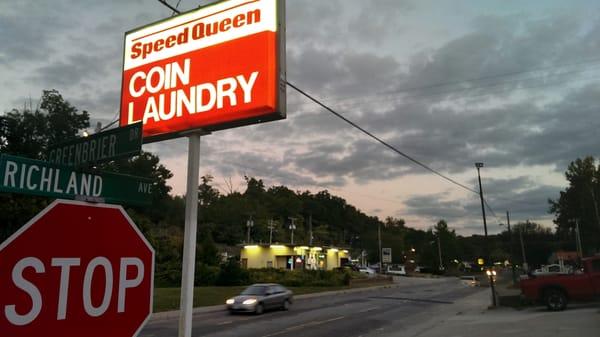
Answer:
195;263;220;286
154;260;182;287
216;258;249;286
248;268;350;287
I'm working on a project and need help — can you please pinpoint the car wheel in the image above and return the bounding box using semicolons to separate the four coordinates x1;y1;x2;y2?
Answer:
282;299;291;311
255;303;264;315
545;289;567;311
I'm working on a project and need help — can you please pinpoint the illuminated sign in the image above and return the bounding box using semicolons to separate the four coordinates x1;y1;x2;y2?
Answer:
120;0;286;142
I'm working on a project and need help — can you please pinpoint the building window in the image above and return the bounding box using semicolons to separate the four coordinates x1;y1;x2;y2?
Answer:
241;258;248;269
267;261;273;268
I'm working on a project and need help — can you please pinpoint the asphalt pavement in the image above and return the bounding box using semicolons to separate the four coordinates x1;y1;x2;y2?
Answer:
140;277;479;337
388;287;600;337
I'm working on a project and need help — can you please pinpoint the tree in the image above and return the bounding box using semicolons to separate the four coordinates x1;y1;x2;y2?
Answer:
0;90;90;241
512;221;557;267
433;220;460;270
549;157;600;255
199;175;220;207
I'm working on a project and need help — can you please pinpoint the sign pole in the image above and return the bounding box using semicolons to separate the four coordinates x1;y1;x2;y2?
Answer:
178;134;201;337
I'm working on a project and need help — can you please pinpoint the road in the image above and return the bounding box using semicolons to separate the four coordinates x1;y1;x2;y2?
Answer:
141;277;480;337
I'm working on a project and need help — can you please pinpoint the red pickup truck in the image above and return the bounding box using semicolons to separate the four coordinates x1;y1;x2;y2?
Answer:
520;256;600;310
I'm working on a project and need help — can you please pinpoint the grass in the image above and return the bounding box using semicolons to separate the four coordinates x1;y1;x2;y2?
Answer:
153;280;392;312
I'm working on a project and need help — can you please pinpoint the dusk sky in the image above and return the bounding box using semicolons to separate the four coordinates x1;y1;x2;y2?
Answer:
2;0;600;235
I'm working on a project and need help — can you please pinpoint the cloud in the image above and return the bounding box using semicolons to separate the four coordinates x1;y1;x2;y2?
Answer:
0;2;70;64
401;176;561;233
2;0;600;235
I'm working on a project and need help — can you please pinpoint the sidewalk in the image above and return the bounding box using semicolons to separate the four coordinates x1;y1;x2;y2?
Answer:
395;289;600;337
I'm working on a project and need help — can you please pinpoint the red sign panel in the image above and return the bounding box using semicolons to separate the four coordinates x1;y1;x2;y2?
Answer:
0;200;154;337
120;0;286;142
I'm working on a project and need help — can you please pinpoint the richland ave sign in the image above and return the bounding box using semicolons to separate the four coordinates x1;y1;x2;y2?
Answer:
0;200;154;337
120;0;286;142
0;154;154;206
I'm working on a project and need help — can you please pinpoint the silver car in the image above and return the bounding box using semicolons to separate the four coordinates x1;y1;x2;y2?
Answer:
225;284;293;314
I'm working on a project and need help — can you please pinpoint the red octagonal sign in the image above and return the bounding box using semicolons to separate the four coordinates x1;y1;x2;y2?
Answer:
0;200;154;337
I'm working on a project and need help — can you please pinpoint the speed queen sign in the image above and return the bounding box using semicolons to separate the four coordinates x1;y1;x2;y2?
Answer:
0;200;154;337
120;0;286;142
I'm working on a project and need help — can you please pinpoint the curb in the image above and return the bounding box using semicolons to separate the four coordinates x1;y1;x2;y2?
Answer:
150;282;399;322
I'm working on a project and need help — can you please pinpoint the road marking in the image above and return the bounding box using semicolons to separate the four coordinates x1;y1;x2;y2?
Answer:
319;316;345;324
261;316;345;337
217;320;233;325
358;306;380;313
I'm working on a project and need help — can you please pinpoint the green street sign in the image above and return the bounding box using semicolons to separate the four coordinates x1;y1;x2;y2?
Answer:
47;122;142;167
0;154;152;206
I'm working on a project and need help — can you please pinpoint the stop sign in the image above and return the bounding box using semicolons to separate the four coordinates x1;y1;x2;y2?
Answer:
0;200;154;337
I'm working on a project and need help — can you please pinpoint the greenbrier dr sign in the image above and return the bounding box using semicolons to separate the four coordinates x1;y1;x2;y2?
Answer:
47;122;142;167
0;154;152;206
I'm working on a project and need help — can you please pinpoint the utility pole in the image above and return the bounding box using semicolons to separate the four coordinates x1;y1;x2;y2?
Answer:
575;220;583;258
246;216;254;244
437;235;444;271
308;213;313;246
519;226;528;271
378;222;382;273
475;163;489;265
288;217;296;245
267;219;276;245
506;211;517;284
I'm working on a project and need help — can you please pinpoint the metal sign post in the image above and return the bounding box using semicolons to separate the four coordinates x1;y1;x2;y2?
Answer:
178;134;201;337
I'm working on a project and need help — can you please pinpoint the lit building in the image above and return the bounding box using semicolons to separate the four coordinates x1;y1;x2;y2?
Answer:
240;244;350;270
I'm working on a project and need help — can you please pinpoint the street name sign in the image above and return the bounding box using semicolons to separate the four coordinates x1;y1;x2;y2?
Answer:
120;0;286;142
0;200;154;337
0;154;153;206
47;122;143;167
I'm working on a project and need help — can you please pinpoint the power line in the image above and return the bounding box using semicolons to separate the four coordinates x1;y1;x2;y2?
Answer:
157;0;181;14
286;64;600;113
99;118;119;132
171;0;182;16
286;81;553;223
380;57;600;97
286;80;479;195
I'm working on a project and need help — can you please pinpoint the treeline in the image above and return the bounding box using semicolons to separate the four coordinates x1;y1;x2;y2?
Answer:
2;90;598;288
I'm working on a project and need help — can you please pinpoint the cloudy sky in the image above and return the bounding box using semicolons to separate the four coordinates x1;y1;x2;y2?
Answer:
2;0;600;235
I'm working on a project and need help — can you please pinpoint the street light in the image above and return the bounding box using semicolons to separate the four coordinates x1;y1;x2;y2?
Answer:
486;269;497;307
475;162;489;265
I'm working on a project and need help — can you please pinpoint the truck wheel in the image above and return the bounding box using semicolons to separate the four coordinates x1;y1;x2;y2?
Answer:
544;289;567;311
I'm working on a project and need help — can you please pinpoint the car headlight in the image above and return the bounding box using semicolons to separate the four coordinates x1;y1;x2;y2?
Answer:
242;299;257;305
226;299;235;305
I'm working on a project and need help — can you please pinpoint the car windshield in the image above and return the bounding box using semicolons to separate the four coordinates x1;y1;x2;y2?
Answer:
241;285;268;296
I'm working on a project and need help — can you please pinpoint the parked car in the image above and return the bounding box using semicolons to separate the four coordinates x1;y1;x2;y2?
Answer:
460;275;481;287
532;264;573;275
339;263;360;272
225;284;293;314
368;264;381;273
386;265;407;276
520;256;600;311
358;266;376;275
